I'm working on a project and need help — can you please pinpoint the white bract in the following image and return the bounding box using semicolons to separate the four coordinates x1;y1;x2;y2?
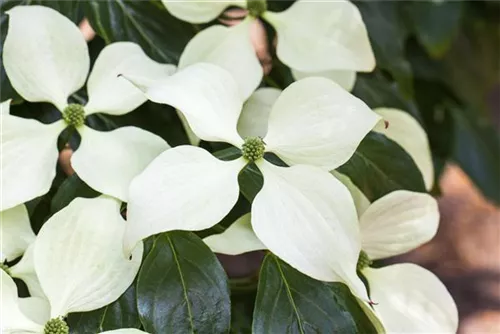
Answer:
1;196;143;334
122;62;380;300
2;6;173;210
0;205;45;298
372;108;435;190
163;0;374;90
352;188;458;332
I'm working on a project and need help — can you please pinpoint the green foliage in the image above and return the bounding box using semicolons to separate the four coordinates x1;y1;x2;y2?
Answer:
82;0;196;63
137;231;231;333
253;254;377;333
338;132;426;202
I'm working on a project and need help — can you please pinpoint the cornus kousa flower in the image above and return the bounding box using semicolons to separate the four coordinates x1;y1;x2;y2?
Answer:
1;5;173;211
354;190;459;332
1;196;144;334
163;0;375;92
122;62;381;300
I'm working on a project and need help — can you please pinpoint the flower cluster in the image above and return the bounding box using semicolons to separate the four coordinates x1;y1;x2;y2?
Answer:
1;2;457;333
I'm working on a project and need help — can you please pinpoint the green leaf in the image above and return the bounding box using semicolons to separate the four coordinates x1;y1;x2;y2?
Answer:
238;163;263;203
137;231;231;334
337;132;426;202
253;254;377;334
50;173;100;214
403;1;463;58
451;104;500;204
83;0;196;63
354;1;413;97
67;282;141;333
353;70;420;122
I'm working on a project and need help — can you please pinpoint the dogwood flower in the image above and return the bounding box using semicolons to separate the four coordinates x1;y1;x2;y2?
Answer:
206;188;458;332
163;0;374;91
1;5;173;210
354;190;459;333
122;62;380;300
1;196;143;334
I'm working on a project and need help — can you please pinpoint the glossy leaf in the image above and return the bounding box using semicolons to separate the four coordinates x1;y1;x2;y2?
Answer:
354;1;413;97
403;1;463;58
337;132;426;202
137;231;231;334
83;0;196;64
50;173;100;214
67;283;141;334
253;254;377;333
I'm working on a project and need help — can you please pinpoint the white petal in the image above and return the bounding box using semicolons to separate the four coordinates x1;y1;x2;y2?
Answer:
237;87;281;138
360;190;439;260
0;269;44;333
203;213;266;255
125;146;245;255
85;42;176;116
72;126;169;202
100;330;149;334
9;243;45;299
263;0;375;73
177;110;201;146
373;108;435;190
365;264;458;333
18;297;50;326
252;160;368;300
0;205;35;262
161;0;245;23
123;63;244;147
263;77;380;170
1;116;66;211
34;196;143;317
179;18;262;100
292;69;357;92
4;6;89;110
331;171;370;218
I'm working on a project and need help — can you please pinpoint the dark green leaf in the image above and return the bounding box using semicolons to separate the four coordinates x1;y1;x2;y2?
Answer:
354;1;413;97
86;101;190;147
253;254;377;334
50;173;100;214
67;282;141;333
403;1;463;58
337;132;426;202
451;104;500;204
353;70;420;122
83;0;196;63
238;163;263;203
137;231;231;334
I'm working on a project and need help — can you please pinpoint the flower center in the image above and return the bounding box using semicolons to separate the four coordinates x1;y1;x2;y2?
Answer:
62;103;85;127
44;317;69;334
356;250;372;271
242;137;265;161
247;0;267;17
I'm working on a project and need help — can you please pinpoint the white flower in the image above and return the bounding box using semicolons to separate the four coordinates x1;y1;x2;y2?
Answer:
163;0;375;91
1;5;173;210
1;196;143;334
122;62;380;300
355;190;458;333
